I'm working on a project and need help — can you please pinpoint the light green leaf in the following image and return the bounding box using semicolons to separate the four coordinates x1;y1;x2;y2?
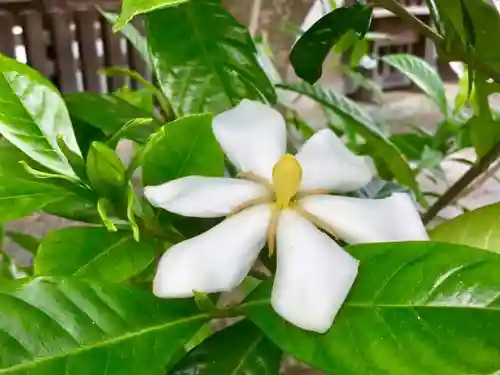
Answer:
246;241;500;375
430;203;500;253
170;320;281;375
146;0;276;115
35;227;158;282
0;277;206;374
86;142;126;201
113;0;189;31
64;93;160;144
0;177;70;222
0;55;81;177
279;83;421;199
98;9;151;69
382;54;448;116
142;113;224;185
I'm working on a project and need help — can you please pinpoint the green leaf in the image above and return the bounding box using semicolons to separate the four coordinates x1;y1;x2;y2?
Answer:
35;227;158;282
290;4;372;84
246;241;500;375
98;9;151;69
43;193;100;224
352;179;409;199
0;277;206;374
64;93;160;144
56;135;87;181
6;232;39;255
114;87;155;113
142;113;224;185
113;0;189;31
390;133;433;161
170;320;281;375
430;203;500;253
382;54;448;116
97;198;118;232
279;83;420;198
146;0;276;115
0;55;81;177
0;177;70;222
460;0;500;74
86;142;127;200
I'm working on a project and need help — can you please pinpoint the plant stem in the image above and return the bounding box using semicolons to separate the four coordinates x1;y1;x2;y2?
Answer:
373;0;500;84
422;140;500;224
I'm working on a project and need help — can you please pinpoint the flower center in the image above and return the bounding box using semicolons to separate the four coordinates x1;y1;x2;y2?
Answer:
272;154;302;209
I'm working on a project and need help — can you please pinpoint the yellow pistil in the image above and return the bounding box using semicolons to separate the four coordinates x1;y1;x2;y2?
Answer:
272;154;302;209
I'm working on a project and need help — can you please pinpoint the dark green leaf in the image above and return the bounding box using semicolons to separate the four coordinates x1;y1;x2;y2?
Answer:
98;9;151;68
64;93;160;144
0;55;81;177
390;133;433;161
0;277;206;374
279;83;420;198
86;142;127;200
35;227;158;282
43;193;100;224
146;0;276;115
170;320;281;375
431;203;500;253
382;54;448;116
290;4;372;83
113;0;189;31
56;135;87;181
6;232;39;255
461;0;500;74
246;242;500;375
466;115;500;158
142;113;224;185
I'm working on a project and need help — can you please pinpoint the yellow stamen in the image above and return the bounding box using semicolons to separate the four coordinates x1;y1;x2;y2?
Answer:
227;196;271;217
272;154;302;209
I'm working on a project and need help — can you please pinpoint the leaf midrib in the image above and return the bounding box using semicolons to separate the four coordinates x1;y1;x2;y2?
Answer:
243;299;500;311
0;312;209;374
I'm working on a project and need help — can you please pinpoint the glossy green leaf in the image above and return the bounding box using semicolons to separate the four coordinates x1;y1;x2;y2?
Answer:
0;55;81;177
43;193;100;224
114;87;155;113
170;320;281;375
382;54;448;116
0;177;70;222
86;142;127;200
246;241;500;375
114;0;189;31
460;0;500;74
0;277;206;374
146;0;276;115
290;4;372;84
64;93;159;144
142;113;224;185
6;232;39;255
279;83;420;198
431;203;500;253
35;227;158;282
99;9;151;68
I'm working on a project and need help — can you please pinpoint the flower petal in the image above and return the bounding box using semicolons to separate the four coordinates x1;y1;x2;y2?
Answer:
296;129;372;192
212;100;286;181
153;204;271;298
272;209;359;333
299;193;429;243
144;176;268;218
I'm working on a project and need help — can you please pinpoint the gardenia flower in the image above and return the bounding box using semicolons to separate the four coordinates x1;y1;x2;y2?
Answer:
145;100;428;333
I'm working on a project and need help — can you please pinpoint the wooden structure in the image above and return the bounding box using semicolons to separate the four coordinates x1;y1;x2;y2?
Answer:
0;0;148;92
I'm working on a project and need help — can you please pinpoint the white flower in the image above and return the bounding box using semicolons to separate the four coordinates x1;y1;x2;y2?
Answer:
145;100;428;333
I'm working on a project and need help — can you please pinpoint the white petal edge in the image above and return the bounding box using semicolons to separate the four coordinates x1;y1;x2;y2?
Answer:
299;193;429;244
144;176;268;218
153;204;271;298
212;100;286;181
272;209;359;333
296;129;372;192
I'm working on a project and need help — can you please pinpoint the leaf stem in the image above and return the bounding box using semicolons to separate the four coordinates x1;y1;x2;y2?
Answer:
422;139;500;224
